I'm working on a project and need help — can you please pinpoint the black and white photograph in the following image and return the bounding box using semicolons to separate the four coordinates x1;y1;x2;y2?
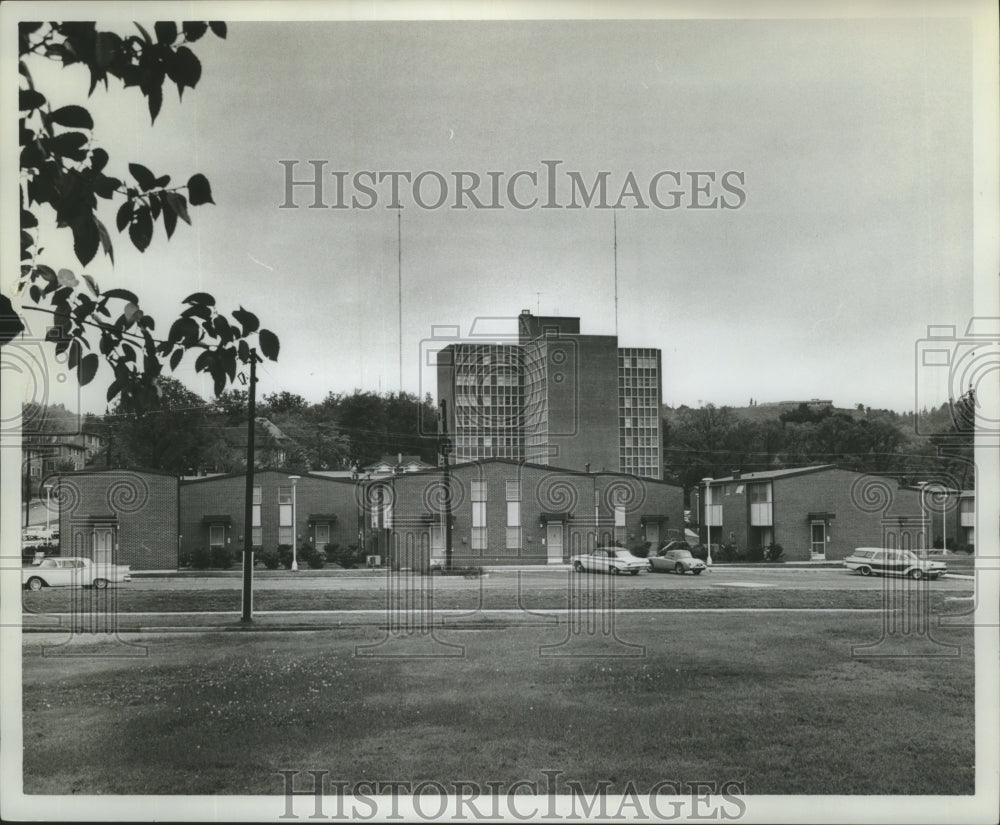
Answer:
2;0;998;821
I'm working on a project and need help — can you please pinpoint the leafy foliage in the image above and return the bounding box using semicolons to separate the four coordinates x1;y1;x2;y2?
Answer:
11;21;279;409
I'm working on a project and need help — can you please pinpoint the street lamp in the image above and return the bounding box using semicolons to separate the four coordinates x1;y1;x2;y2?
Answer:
702;477;714;567
289;475;301;571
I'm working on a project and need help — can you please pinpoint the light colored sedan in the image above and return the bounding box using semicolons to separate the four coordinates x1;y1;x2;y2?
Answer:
843;548;946;580
570;547;650;575
649;547;706;575
23;557;132;590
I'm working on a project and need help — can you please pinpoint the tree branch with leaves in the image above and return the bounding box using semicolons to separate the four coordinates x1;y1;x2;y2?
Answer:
8;20;278;411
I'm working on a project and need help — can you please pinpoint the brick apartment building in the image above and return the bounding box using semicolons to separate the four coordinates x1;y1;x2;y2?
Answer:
362;458;684;571
437;311;663;479
178;470;360;558
692;465;971;561
55;469;178;570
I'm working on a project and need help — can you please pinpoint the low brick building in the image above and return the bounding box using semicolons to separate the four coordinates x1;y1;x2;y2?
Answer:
178;470;360;558
363;458;684;571
55;469;179;570
693;465;940;561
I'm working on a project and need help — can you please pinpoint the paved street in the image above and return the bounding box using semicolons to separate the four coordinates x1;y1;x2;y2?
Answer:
122;566;975;592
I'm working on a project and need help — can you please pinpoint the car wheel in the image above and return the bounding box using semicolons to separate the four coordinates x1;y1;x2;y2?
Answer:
93;578;109;589
692;569;703;575
573;561;584;573
630;569;638;576
858;566;872;576
610;566;619;575
26;577;44;592
674;563;685;575
909;569;924;581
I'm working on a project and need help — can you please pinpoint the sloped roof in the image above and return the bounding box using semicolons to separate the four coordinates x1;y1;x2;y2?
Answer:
705;465;836;484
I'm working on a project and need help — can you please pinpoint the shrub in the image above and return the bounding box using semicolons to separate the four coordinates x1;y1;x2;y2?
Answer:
258;547;280;569
299;542;325;569
177;548;192;568
276;544;293;569
689;544;708;561
765;543;784;562
746;545;765;562
716;543;740;563
326;543;365;569
932;535;944;550
210;545;234;569
628;541;651;558
191;546;212;570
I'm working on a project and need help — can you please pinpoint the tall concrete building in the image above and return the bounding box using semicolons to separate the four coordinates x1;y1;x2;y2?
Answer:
437;311;663;479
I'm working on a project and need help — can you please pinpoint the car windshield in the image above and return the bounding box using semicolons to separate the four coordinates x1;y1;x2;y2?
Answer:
672;549;693;559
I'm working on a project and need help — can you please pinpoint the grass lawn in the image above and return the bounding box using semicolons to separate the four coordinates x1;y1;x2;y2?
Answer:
21;614;973;796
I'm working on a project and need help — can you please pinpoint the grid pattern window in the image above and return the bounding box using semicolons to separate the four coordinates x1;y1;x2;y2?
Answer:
278;485;293;545
614;504;626;544
506;501;521;550
252;485;262;546
522;340;550;464
452;344;524;462
618;347;662;479
208;525;225;548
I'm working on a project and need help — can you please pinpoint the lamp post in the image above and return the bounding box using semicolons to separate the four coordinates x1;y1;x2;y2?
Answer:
702;477;714;567
289;475;301;571
42;480;52;535
916;481;928;554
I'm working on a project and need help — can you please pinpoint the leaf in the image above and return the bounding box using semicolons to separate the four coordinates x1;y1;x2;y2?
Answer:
78;353;99;386
94;216;113;263
82;274;100;296
187;173;214;205
128;163;157;192
116;199;134;232
95;31;122;69
134;23;153;43
103;288;139;303
258;328;280;361
67;339;82;371
21;209;37;229
164;191;191;225
129;206;153;252
48;105;94;129
147;82;163;124
232;307;259;335
209;21;227;39
47;132;89;162
19;88;45;111
90;148;109;173
169;348;184;371
93;174;121;199
182;21;208;42
106;379;122;402
168;46;202;97
123;302;143;326
182;292;216;306
71;217;100;266
57;268;78;287
163;202;177;238
154;21;178;44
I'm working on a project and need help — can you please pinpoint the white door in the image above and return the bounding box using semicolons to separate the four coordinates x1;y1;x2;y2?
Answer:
810;522;826;559
645;522;660;548
93;527;114;564
546;522;564;563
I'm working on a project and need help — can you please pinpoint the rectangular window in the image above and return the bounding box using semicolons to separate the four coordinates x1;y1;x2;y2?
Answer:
251;485;262;546
279;489;293;545
505;481;520;501
507;501;520;527
505;526;521;550
614;505;626;527
471;481;486;502
208;525;225;548
472;497;487;550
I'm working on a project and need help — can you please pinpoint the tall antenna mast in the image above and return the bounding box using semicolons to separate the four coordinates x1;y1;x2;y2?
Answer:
397;206;403;393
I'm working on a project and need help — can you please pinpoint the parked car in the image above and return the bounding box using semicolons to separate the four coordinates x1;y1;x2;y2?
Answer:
843;548;947;580
22;557;132;590
649;546;707;575
571;547;650;575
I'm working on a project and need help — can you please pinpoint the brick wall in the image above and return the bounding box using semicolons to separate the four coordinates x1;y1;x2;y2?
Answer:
383;460;683;569
179;471;359;558
56;470;178;570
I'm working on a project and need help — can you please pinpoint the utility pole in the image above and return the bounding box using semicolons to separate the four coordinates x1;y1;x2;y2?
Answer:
440;399;453;571
240;350;259;623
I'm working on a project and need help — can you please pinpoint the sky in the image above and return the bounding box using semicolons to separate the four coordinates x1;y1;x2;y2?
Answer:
7;7;987;419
